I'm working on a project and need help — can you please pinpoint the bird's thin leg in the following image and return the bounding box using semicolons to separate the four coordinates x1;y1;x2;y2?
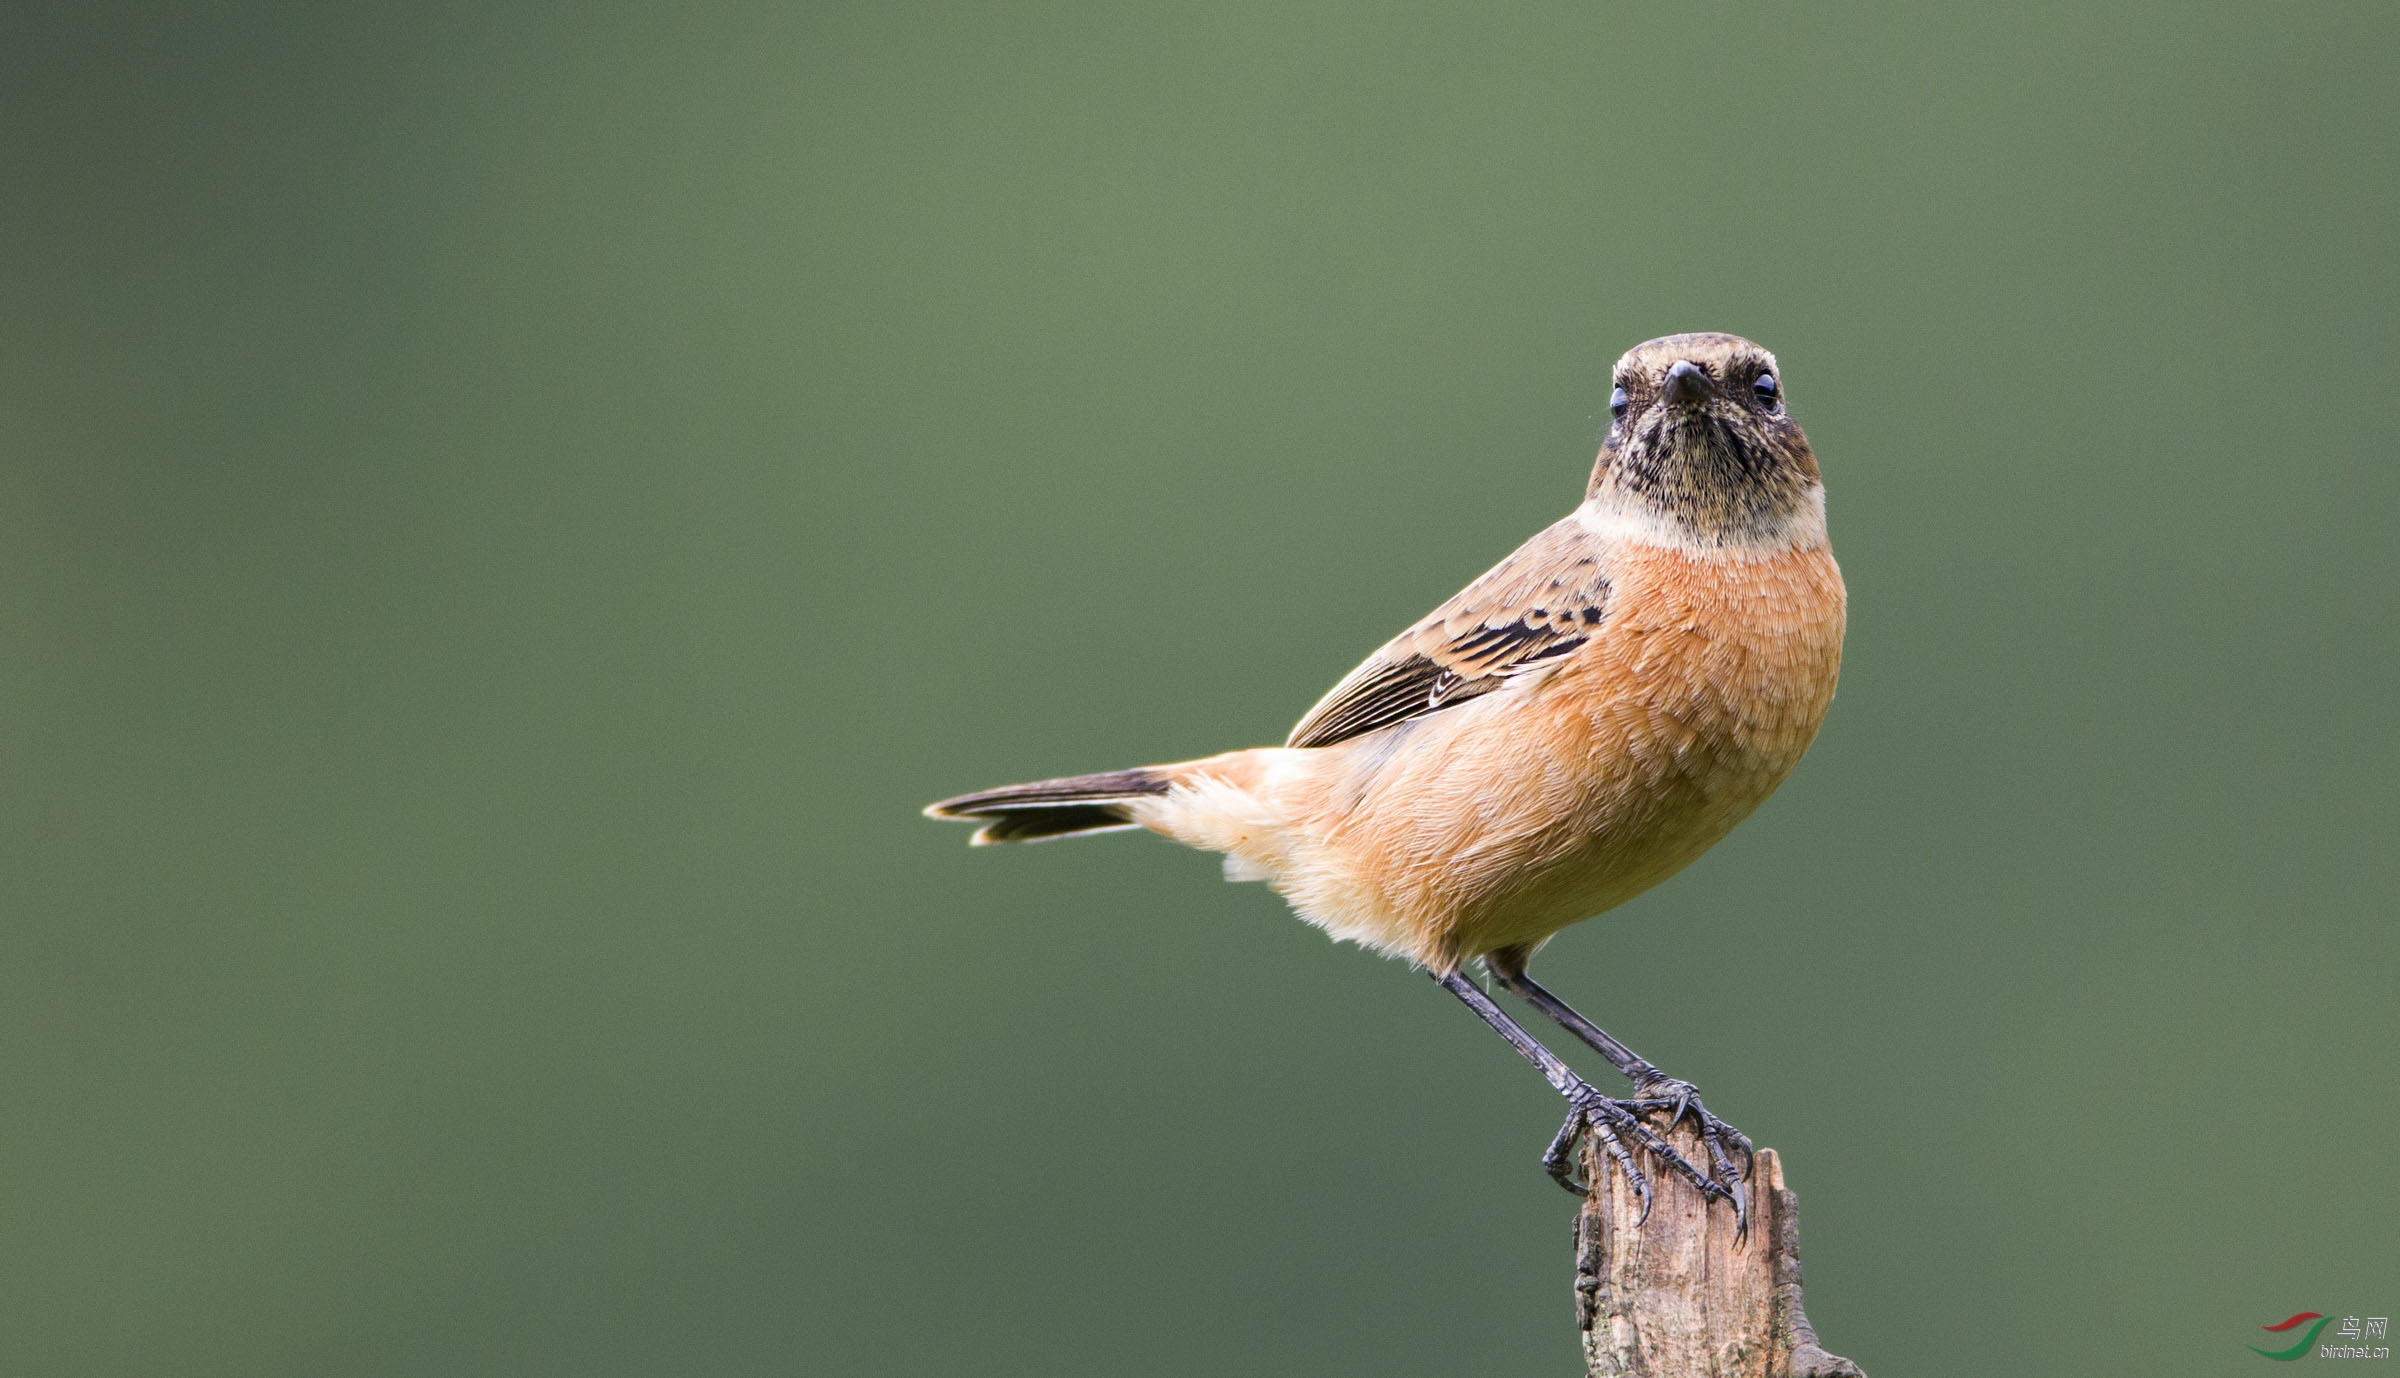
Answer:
1430;970;1725;1217
1481;949;1751;1233
1482;949;1660;1085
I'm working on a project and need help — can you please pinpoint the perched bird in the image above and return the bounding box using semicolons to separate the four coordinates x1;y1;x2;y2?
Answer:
927;333;1846;1221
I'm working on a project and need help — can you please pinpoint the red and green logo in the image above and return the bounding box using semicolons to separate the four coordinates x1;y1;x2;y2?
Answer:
2251;1312;2330;1361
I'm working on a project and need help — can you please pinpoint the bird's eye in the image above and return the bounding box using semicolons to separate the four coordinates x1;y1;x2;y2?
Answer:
1753;373;1781;410
1608;385;1629;420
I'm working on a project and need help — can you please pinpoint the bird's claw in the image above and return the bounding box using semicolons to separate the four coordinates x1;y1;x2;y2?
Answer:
1547;1079;1752;1239
1543;1087;1653;1217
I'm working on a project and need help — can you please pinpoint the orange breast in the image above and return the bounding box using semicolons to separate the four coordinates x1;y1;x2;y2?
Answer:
1325;542;1846;967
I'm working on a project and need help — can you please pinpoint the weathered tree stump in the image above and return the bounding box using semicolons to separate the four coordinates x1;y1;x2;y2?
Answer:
1574;1119;1864;1377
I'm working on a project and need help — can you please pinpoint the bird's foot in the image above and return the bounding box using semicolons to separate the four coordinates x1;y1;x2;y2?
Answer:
1542;1077;1752;1236
1633;1074;1754;1234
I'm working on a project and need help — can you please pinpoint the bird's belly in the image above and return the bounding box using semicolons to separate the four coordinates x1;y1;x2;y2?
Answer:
1459;715;1816;956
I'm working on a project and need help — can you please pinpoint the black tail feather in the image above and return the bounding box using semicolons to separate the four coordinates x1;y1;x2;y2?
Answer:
924;768;1169;845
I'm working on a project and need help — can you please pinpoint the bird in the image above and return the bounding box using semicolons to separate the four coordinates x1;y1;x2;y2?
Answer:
926;332;1846;1223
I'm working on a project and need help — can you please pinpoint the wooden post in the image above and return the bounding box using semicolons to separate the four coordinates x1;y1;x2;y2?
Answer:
1574;1118;1865;1377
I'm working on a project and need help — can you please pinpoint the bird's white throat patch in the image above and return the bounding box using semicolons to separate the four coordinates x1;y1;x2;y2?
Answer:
1573;485;1827;554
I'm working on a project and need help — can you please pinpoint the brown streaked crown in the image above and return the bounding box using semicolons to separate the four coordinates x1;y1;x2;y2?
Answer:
1588;332;1821;544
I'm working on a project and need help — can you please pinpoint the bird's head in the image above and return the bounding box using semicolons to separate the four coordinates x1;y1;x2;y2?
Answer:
1587;332;1823;547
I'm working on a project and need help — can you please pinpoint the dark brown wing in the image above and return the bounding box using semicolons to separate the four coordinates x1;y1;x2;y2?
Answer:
1285;515;1613;750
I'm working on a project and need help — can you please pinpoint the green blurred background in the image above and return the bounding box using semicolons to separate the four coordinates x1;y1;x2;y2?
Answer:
3;2;2394;1374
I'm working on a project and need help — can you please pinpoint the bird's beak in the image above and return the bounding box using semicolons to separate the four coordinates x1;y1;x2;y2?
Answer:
1661;359;1712;407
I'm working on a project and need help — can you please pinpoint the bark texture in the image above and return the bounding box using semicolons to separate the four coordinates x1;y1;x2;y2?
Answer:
1575;1121;1864;1378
